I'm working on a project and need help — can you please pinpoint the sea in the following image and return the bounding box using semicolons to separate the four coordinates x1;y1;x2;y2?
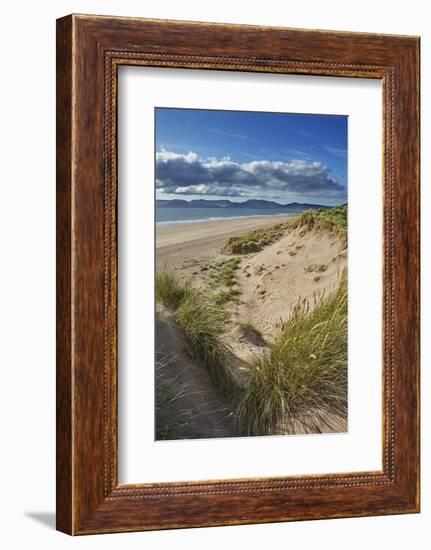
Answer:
156;207;293;226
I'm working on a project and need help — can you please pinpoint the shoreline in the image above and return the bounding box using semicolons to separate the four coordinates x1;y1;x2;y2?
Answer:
156;213;294;251
156;211;295;228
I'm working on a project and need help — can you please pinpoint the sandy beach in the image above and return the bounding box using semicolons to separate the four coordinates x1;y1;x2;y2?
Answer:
156;215;294;271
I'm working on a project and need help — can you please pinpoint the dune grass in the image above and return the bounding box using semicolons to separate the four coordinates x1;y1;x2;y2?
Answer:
293;205;347;243
209;257;241;286
223;222;290;254
155;270;193;309
203;258;242;305
236;271;348;436
175;296;239;397
223;205;347;254
155;355;195;440
156;270;238;397
213;288;240;305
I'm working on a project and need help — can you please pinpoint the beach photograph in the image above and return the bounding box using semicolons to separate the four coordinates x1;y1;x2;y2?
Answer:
154;107;348;440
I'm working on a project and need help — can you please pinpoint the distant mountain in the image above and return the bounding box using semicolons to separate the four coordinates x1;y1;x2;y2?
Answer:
228;199;286;209
156;198;332;211
156;199;232;208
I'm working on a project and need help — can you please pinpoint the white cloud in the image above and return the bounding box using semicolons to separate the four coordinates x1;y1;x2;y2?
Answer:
156;150;346;200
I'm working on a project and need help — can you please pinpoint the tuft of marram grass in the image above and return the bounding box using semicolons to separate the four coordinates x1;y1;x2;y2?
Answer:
223;205;347;255
175;295;238;397
236;271;348;436
155;270;239;398
156;270;193;309
213;288;240;305
223;223;289;254
293;206;347;245
209;257;241;286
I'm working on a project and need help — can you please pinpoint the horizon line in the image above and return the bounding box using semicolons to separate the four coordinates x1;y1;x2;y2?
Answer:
156;198;346;205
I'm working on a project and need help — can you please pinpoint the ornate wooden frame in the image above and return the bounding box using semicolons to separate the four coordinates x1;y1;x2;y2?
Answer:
56;14;420;535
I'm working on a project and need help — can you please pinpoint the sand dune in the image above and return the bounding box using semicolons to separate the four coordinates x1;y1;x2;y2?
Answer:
155;213;348;437
232;226;347;357
156;216;346;356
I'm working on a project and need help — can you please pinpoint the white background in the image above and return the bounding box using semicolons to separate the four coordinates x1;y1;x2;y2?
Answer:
0;0;428;548
119;67;382;483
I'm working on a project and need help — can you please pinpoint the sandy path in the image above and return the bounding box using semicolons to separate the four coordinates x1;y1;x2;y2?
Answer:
156;309;239;439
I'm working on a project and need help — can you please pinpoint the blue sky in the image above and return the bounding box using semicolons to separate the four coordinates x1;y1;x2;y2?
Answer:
155;108;347;205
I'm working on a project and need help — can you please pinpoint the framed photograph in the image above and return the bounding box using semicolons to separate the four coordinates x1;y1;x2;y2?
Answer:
56;14;420;535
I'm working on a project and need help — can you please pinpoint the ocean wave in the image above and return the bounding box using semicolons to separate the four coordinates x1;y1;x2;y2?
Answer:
156;212;293;227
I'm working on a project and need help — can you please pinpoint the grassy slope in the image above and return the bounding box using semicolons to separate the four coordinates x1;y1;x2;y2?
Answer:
236;271;347;435
223;205;347;254
156;271;239;397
